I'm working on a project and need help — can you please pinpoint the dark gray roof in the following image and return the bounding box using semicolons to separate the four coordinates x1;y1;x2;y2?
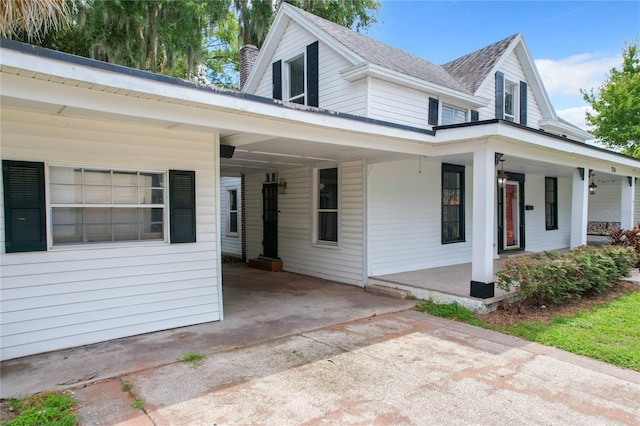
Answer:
442;34;519;93
293;6;471;94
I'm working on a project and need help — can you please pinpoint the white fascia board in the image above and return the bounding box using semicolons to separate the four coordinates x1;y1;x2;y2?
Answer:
1;69;435;157
244;3;364;94
473;35;556;120
242;12;289;94
539;119;594;141
433;122;640;173
281;3;363;65
340;62;487;108
514;40;556;120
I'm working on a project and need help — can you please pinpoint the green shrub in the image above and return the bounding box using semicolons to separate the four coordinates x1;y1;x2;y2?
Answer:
496;246;635;305
608;226;640;265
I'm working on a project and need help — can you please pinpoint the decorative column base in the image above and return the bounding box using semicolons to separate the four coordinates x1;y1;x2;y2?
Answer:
470;280;495;299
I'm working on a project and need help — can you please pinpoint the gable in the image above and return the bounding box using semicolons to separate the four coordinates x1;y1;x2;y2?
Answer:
476;48;543;126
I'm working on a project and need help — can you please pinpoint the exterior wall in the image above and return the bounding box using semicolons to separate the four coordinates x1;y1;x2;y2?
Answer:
477;50;543;128
368;79;431;130
367;158;473;276
524;175;572;251
635;184;640;226
253;21;366;116
0;109;220;361
588;182;622;222
220;176;242;257
245;161;365;285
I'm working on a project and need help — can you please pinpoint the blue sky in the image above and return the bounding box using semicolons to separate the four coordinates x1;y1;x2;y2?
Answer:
368;1;640;129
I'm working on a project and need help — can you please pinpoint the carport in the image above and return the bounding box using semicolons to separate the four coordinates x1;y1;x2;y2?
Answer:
1;266;415;397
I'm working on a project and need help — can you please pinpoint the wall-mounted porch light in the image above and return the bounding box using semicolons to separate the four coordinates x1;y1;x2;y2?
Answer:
497;159;508;189
278;177;287;194
589;171;598;195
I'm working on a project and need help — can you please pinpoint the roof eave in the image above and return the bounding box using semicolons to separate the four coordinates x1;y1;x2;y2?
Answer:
539;119;594;141
340;63;487;108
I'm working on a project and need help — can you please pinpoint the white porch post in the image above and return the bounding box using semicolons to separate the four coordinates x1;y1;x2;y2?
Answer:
621;177;635;230
570;167;589;248
470;147;495;298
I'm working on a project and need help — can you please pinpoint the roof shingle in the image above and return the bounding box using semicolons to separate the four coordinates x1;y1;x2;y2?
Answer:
292;6;470;94
442;34;519;93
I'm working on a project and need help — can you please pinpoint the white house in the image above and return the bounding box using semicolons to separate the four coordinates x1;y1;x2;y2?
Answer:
220;176;242;258
1;4;639;360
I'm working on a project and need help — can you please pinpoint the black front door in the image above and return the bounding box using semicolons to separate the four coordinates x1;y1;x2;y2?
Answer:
262;182;278;258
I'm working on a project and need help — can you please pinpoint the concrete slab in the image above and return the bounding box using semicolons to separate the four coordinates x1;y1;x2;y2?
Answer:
129;312;639;425
1;264;415;398
3;265;639;425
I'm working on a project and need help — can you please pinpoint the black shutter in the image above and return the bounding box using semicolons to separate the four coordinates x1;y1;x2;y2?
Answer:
428;97;439;125
2;160;46;253
272;60;282;100
519;81;528;125
169;170;196;244
307;41;319;107
471;110;479;122
495;71;504;119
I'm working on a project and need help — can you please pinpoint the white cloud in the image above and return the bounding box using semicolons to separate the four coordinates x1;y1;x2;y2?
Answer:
535;53;620;97
556;105;593;131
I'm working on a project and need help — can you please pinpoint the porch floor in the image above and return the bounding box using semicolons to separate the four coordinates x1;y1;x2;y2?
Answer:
369;259;512;313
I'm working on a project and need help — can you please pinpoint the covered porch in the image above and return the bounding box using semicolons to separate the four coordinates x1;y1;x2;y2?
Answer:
369;259;511;314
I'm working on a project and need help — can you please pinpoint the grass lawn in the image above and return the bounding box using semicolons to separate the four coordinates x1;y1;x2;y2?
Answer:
416;290;640;371
1;391;78;426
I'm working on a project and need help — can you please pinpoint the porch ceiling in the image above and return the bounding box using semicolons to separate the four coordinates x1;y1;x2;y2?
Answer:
220;132;410;176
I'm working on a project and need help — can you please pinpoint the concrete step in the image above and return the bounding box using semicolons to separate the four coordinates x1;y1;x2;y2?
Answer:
365;284;410;299
248;257;283;272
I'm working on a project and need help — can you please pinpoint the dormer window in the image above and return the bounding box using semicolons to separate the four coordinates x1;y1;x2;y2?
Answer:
441;104;467;125
495;71;528;126
288;55;305;104
504;81;517;122
272;41;319;107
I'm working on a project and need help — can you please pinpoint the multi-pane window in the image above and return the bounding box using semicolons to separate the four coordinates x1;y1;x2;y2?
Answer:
442;164;465;243
49;167;164;245
441;104;467;125
545;177;558;230
288;55;305;104
318;167;338;243
228;189;238;235
504;81;517;122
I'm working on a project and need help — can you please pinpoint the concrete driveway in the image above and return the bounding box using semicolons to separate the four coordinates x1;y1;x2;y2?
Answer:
2;265;639;425
1;264;415;398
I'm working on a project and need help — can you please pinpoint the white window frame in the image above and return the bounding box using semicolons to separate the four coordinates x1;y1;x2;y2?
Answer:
504;80;518;122
47;164;167;248
227;188;239;237
440;104;467;125
286;53;306;105
312;166;340;247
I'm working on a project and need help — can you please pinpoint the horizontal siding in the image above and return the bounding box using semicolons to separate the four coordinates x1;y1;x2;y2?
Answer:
524;176;571;252
245;161;364;285
368;159;473;276
0;109;220;360
477;50;543;128
368;79;430;129
588;182;623;222
635;185;640;226
252;21;366;116
220;177;242;256
245;173;263;260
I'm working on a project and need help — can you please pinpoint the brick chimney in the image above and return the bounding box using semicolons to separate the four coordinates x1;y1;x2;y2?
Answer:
240;44;259;91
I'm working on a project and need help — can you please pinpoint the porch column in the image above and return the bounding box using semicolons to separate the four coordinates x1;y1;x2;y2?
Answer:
570;167;589;248
621;177;635;230
470;147;495;298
